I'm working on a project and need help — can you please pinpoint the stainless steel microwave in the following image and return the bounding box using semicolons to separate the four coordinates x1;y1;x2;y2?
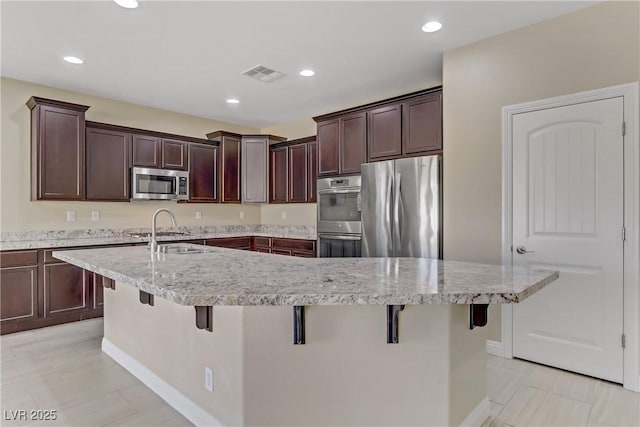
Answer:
131;167;189;200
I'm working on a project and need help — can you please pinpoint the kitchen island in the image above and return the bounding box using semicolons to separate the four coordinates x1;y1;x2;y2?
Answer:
54;244;558;427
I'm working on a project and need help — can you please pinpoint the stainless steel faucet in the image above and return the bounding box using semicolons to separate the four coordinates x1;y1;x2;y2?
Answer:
150;208;177;253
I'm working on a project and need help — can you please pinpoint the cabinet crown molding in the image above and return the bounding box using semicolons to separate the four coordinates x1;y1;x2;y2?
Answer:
26;96;90;112
312;86;442;122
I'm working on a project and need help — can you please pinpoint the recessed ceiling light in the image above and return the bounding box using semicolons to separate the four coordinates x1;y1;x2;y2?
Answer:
226;98;240;104
421;21;442;33
63;56;84;64
114;0;139;8
299;69;315;77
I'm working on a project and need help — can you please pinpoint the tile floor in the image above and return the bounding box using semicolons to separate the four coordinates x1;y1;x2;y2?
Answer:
1;319;639;426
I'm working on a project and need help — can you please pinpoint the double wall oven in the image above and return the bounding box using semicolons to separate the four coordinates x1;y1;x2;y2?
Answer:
317;176;362;258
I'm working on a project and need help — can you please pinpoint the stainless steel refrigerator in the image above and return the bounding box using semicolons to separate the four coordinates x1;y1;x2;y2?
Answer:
361;156;442;259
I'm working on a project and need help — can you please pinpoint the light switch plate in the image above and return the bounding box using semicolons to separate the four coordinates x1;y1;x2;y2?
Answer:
281;211;287;220
66;211;76;222
196;211;202;220
240;211;245;219
91;211;100;221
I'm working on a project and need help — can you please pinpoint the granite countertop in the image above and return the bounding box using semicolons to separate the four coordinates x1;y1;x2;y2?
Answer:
53;244;559;306
0;225;316;251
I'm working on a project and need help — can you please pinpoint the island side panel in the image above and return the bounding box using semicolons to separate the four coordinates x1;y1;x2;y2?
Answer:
103;282;245;426
449;305;489;426
242;305;485;426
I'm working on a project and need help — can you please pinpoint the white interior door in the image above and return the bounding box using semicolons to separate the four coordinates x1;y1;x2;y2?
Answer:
512;97;624;383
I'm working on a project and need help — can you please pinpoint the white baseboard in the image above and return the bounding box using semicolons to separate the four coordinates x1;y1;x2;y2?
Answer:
460;397;490;427
486;339;505;358
102;338;224;427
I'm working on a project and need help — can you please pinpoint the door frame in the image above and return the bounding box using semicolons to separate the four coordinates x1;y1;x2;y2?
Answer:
501;82;640;391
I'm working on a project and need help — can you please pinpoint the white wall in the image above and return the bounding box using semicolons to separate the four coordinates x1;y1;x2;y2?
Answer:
442;0;640;340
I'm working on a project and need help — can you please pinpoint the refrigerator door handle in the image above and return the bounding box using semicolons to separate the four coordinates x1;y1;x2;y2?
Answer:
393;172;401;257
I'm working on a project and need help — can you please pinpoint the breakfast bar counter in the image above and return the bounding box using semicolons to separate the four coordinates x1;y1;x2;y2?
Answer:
54;244;558;427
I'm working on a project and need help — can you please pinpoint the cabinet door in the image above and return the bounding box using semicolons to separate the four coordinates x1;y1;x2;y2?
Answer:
92;273;104;309
368;104;402;160
189;143;218;202
86;127;132;201
132;135;161;167
205;237;251;250
0;266;38;322
161;139;188;170
317;119;339;176
220;135;241;203
288;144;308;203
242;137;268;203
402;92;442;155
42;263;89;316
307;141;318;203
34;105;86;200
339;112;367;175
270;146;288;203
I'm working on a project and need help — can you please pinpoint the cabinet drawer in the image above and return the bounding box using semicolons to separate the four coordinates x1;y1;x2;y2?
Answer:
205;237;251;249
292;250;316;258
253;237;271;248
271;238;315;252
1;250;38;268
271;248;293;256
255;248;272;254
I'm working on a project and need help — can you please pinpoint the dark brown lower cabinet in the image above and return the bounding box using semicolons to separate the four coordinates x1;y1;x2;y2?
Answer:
1;248;104;335
0;266;38;323
42;263;90;316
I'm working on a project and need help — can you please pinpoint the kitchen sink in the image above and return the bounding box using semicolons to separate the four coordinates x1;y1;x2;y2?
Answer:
158;245;214;254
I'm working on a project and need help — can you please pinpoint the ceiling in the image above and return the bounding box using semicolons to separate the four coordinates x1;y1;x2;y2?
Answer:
1;1;597;128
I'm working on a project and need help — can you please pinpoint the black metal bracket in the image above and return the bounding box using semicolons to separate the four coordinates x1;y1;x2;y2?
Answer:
387;305;405;344
139;290;154;306
195;306;213;332
469;304;489;329
293;306;305;345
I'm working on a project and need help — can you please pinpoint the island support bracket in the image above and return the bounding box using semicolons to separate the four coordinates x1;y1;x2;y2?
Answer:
387;305;405;344
195;306;213;332
293;306;305;345
469;304;489;329
139;291;154;306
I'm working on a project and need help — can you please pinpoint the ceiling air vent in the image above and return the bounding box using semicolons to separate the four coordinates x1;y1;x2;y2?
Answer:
242;65;286;83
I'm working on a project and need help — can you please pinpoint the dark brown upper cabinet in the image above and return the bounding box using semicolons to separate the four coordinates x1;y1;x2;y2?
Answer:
27;97;90;200
307;141;318;203
270;146;288;203
132;134;161;168
85;125;131;201
313;87;443;168
402;92;442;155
368;104;402;160
269;137;317;204
339;112;367;175
189;142;218;202
161;139;188;170
206;131;241;203
288;144;308;203
317;119;339;176
317;113;366;178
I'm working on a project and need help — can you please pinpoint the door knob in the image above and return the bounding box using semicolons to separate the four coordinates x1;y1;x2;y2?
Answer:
515;246;535;255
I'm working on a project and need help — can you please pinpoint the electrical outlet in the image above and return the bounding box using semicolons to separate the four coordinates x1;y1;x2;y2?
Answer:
281;211;287;220
239;210;245;219
196;211;202;220
66;211;76;222
91;211;100;221
205;367;213;392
